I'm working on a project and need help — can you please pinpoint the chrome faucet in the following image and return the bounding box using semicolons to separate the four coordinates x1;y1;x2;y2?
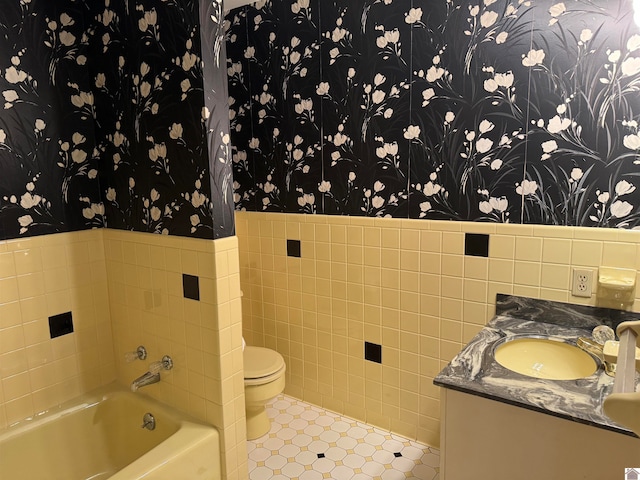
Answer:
131;371;160;392
130;355;174;392
577;326;616;376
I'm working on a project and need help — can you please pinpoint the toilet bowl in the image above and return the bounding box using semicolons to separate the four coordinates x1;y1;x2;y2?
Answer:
243;346;286;440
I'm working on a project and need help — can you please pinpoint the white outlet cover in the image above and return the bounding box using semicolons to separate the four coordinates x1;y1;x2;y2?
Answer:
572;268;594;298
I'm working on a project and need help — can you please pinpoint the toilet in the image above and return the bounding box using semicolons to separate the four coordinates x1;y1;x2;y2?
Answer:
243;346;286;440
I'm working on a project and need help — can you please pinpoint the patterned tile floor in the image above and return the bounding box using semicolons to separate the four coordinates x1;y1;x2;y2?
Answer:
248;395;440;480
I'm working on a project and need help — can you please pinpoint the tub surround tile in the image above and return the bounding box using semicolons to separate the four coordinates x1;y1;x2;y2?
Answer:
105;229;247;479
0;230;115;428
48;312;74;339
435;295;640;437
182;274;201;301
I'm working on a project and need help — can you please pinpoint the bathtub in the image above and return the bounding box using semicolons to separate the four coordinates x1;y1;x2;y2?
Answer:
0;384;221;479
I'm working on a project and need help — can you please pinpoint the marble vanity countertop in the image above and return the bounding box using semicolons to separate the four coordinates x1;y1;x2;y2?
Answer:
434;295;640;437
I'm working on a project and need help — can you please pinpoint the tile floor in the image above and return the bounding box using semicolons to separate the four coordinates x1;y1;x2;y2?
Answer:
248;395;440;480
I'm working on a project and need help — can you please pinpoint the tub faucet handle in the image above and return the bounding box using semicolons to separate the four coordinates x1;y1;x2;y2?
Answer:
149;355;173;374
125;346;147;362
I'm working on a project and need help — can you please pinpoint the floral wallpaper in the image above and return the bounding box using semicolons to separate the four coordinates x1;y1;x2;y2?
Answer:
226;0;640;228
200;0;236;238
0;0;234;241
0;0;103;240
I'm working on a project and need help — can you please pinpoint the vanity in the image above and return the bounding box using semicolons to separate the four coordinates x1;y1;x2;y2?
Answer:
435;295;640;479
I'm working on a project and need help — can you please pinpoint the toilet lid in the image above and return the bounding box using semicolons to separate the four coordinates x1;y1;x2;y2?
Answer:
244;346;286;379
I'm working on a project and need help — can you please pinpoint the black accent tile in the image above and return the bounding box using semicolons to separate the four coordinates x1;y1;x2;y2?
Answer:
182;273;200;301
49;312;73;339
364;341;382;364
317;453;325;458
287;239;301;257
394;452;403;457
464;233;490;257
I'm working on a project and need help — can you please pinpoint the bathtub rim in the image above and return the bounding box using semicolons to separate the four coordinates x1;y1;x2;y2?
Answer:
1;381;201;435
0;381;221;480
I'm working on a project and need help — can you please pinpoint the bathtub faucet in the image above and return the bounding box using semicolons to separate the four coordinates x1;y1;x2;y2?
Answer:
130;355;174;392
131;371;160;392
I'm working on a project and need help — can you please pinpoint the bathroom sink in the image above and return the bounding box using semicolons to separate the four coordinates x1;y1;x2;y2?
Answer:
494;337;598;380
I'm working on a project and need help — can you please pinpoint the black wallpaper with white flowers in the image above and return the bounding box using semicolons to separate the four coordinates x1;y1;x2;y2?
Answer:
0;1;103;239
0;0;234;241
226;0;640;228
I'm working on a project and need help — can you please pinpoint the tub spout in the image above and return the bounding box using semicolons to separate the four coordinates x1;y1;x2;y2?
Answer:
131;371;160;392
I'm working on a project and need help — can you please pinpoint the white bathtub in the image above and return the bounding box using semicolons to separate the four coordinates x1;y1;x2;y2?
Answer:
0;384;221;479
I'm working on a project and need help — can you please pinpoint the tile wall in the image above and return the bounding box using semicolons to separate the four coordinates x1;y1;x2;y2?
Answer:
0;230;115;427
236;211;640;448
0;228;248;479
104;230;247;479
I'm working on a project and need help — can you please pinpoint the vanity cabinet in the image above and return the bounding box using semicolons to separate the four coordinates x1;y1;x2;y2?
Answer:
440;389;640;479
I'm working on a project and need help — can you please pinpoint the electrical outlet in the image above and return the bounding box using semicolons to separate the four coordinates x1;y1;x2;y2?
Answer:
572;268;594;297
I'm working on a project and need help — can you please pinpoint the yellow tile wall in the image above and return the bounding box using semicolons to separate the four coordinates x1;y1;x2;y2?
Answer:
236;211;640;448
0;228;247;479
0;230;115;428
104;230;247;480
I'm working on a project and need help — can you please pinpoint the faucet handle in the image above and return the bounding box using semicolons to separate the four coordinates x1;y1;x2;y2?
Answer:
125;346;148;362
592;325;615;344
149;355;173;374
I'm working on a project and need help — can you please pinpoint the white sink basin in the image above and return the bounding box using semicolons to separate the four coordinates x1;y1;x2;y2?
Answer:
494;337;598;380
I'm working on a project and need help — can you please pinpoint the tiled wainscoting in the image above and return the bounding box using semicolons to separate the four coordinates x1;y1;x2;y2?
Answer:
104;230;247;479
0;229;248;480
0;230;114;427
236;211;640;447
